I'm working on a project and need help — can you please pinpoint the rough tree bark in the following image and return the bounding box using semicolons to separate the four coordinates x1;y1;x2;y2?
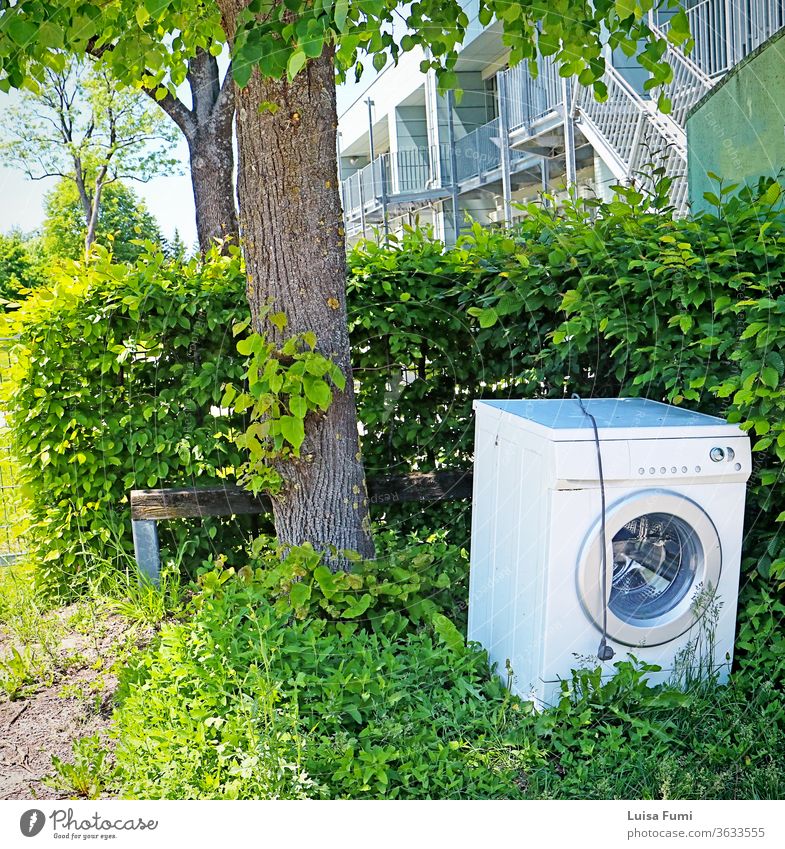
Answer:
88;42;239;252
218;1;375;561
152;50;239;252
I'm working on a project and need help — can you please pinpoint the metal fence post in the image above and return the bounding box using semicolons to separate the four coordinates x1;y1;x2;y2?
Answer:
497;70;514;226
132;519;161;585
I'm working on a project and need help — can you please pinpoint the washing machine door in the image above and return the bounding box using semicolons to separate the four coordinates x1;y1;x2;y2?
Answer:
577;489;722;647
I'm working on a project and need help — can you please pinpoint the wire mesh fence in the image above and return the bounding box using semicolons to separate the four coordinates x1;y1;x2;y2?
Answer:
0;336;26;565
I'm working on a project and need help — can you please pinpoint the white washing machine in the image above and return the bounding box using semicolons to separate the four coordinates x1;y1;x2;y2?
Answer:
468;397;751;707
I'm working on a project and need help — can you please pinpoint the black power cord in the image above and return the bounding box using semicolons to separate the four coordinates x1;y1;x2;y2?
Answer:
572;394;615;662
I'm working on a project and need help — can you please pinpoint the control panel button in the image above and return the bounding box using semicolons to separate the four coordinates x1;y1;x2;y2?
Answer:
649;467;655;474
695;465;702;473
726;446;736;461
710;447;725;462
671;466;677;473
681;466;688;473
638;467;645;475
660;466;666;474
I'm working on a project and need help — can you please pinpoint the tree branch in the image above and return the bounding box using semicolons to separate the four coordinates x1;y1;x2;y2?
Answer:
85;34;197;140
147;89;197;139
213;60;236;122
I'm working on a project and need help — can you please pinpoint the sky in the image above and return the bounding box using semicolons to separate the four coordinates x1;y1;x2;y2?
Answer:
0;73;376;249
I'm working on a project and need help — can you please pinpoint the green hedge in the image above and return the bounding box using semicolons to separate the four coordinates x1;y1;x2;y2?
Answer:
0;244;252;596
5;182;785;597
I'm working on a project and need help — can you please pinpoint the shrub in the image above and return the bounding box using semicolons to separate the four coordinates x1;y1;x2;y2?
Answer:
247;528;469;636
1;243;251;598
111;568;528;800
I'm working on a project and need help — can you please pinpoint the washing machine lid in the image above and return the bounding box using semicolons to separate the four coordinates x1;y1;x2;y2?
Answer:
474;397;744;441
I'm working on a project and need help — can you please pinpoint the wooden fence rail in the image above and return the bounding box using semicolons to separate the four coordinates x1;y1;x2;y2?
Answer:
130;470;473;582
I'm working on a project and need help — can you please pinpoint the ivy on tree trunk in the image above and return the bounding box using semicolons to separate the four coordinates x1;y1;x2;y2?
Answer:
219;0;374;561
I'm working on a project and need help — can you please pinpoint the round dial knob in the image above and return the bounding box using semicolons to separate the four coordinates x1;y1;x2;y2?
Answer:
710;447;725;462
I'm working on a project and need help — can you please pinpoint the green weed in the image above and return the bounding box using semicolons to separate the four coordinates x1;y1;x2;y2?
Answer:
46;734;117;799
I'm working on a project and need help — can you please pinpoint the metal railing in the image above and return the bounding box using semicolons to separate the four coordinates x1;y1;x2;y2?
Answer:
574;67;651;174
504;54;563;132
656;0;785;77
341;157;386;217
574;64;690;213
653;38;714;127
454;118;503;182
0;337;26;564
385;144;454;194
342;144;457;219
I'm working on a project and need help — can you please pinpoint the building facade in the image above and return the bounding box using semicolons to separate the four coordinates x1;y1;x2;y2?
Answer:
337;0;785;244
687;28;785;211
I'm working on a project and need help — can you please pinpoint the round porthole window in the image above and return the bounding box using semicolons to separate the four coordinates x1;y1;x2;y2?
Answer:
577;490;722;646
610;513;699;624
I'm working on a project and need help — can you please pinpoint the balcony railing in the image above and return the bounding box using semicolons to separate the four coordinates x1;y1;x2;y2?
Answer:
454;118;502;182
504;54;564;133
341;145;455;219
656;0;785;77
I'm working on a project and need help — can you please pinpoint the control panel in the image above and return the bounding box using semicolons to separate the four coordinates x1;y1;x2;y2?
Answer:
629;437;750;481
552;436;751;487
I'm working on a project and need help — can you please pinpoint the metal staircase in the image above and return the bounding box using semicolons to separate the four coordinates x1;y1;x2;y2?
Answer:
573;30;713;213
572;0;785;214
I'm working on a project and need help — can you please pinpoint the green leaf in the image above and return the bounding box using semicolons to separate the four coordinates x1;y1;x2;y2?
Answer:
334;0;349;32
144;0;169;17
667;9;691;46
313;565;337;598
760;181;782;206
233;59;254;88
290;581;311;608
7;17;38;46
236;337;254;357
279;415;305;450
270;311;288;331
479;307;498;328
287;50;307;80
289;395;307;418
343;593;373;618
304;377;332;409
433;613;465;654
761;367;779;389
614;0;637;21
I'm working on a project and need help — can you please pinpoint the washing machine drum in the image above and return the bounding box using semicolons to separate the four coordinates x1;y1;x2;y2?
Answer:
577;490;722;646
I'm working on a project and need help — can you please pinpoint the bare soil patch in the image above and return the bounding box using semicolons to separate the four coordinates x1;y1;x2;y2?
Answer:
0;604;149;800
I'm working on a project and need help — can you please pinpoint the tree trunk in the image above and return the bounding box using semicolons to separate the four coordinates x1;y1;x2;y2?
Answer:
187;111;238;252
218;11;374;560
141;49;239;253
85;174;106;254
